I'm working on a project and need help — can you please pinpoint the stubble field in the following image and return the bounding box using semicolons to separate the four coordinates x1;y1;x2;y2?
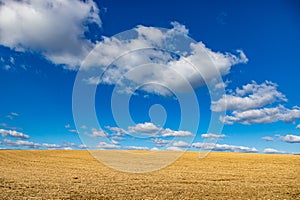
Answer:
0;150;299;199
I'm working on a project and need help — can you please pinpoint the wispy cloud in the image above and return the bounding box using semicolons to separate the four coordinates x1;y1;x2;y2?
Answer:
152;138;170;146
262;136;274;141
125;146;149;150
6;112;19;120
65;124;78;133
263;148;285;154
201;133;226;139
192;142;258;153
3;139;40;149
97;142;120;149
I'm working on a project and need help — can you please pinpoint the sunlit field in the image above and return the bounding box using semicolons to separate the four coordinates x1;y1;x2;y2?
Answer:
0;150;299;199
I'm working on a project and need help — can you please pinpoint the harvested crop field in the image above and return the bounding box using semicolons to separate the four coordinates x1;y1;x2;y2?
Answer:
0;150;299;199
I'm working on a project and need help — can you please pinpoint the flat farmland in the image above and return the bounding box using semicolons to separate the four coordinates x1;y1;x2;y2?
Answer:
0;150;299;199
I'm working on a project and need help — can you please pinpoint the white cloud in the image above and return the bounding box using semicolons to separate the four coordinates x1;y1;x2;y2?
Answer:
161;128;193;137
152;138;170;146
68;129;79;133
0;0;101;68
78;144;88;149
65;124;78;133
172;141;190;148
80;125;88;129
214;80;230;90
86;128;108;138
97;142;120;149
211;81;287;112
82;22;247;96
213;81;300;125
1;139;87;150
192;142;258;153
151;147;159;151
221;105;300;125
3;65;11;71
128;122;161;134
41;143;61;149
165;146;183;151
0;129;29;139
279;134;300;143
65;124;71;129
111;136;125;141
106;126;127;136
263;148;284;154
201;133;226;139
107;122;193;137
62;142;88;149
262;136;274;141
10;112;19;117
3;139;40;148
6;112;19;120
110;139;119;145
125;146;149;150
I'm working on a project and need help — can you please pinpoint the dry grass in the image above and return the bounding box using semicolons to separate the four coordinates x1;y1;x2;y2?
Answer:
0;150;299;199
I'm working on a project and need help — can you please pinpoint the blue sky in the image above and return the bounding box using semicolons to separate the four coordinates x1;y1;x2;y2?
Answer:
0;0;300;154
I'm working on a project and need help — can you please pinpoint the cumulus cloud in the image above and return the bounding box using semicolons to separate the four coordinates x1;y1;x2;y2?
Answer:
106;126;128;136
166;146;184;151
172;141;190;147
85;128;108;138
201;133;226;139
41;143;61;149
0;0;101;68
0;129;29;139
1;139;88;150
220;105;300;125
128;122;161;135
2;139;61;149
262;136;274;141
152;138;170;146
192;142;258;153
97;142;120;149
213;81;300;125
107;122;193;137
211;81;287;112
279;134;300;143
3;139;40;148
161;128;193;137
263;148;284;154
82;22;247;96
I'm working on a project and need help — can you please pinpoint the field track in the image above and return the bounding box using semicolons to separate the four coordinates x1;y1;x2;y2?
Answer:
0;150;299;199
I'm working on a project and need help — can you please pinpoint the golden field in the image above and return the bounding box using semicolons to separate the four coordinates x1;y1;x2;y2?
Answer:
0;150;299;199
